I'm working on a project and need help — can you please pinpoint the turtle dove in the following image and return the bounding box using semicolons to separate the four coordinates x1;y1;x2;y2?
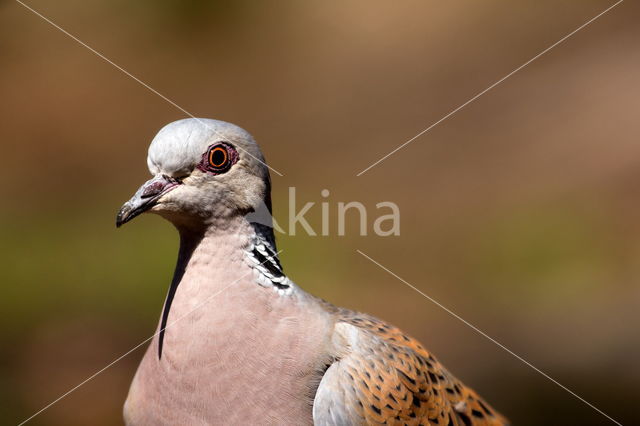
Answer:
116;118;509;426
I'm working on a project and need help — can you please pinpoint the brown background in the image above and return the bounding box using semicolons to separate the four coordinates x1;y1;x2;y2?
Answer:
1;0;638;424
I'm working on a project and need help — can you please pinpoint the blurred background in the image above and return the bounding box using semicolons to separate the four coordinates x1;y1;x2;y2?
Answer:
1;0;638;424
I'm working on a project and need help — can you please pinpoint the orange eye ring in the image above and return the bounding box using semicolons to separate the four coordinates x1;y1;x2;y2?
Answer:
208;146;228;168
198;142;238;174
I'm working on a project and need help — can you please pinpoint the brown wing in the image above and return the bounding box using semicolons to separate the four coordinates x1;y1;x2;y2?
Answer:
313;308;509;426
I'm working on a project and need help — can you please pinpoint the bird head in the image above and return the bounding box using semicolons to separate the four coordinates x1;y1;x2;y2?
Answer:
116;118;271;231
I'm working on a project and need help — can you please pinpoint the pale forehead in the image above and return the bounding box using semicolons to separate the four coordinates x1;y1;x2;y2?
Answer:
147;118;257;175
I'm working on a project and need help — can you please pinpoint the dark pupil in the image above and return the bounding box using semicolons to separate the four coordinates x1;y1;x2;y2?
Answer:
211;149;226;166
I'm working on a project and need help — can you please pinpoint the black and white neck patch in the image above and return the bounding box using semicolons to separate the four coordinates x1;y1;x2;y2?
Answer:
245;228;292;295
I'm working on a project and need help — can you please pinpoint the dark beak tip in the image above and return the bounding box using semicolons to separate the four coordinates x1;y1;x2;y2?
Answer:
115;205;131;228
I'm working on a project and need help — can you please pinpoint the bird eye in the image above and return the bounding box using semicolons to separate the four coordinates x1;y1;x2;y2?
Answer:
209;146;228;168
199;142;238;174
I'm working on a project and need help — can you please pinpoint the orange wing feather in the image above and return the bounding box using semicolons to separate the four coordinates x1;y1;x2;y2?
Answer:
314;304;509;426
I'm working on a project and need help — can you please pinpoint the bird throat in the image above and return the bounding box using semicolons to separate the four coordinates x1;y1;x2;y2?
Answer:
157;218;280;359
157;228;201;359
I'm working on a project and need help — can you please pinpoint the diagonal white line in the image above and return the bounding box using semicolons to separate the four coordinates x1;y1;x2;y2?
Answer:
14;0;284;177
356;0;624;176
17;249;283;426
356;249;623;426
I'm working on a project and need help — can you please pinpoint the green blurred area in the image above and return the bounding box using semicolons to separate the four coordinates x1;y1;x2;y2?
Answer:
1;0;639;425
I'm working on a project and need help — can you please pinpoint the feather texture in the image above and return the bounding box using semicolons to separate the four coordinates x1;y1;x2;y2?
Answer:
314;306;509;426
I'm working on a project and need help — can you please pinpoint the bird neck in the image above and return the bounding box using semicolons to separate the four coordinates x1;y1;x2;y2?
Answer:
158;216;278;358
176;216;277;255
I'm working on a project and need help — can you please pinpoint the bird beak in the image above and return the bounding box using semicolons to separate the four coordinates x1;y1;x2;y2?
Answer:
116;175;179;227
